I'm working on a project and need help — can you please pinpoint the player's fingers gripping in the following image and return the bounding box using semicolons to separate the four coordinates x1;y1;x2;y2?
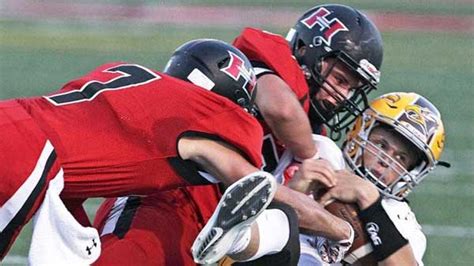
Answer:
287;159;336;193
302;159;337;188
317;188;339;206
287;170;314;193
318;172;366;205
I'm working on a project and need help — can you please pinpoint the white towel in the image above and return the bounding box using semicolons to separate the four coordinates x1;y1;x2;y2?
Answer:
28;169;101;266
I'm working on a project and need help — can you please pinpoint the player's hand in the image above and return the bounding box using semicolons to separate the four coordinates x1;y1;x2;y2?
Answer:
287;158;337;194
318;170;380;209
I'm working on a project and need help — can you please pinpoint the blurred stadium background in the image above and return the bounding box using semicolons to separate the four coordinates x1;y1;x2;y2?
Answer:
1;0;472;265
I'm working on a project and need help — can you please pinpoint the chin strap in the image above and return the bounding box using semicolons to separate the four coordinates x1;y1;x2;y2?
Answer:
329;128;342;141
437;161;451;168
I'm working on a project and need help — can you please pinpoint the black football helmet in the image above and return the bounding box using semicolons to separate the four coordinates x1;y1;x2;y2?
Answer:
164;39;257;115
287;4;383;134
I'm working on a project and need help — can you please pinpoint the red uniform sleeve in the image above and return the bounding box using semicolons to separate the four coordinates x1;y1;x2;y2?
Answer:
186;104;263;167
21;65;263;198
233;27;310;113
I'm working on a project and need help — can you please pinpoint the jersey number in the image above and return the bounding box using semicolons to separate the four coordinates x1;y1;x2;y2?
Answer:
46;64;161;106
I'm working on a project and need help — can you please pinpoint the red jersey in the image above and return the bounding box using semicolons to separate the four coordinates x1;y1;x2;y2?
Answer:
234;27;312;172
94;31;328;266
94;32;316;263
233;27;310;113
18;62;263;198
93;32;313;264
0;100;62;258
0;62;263;259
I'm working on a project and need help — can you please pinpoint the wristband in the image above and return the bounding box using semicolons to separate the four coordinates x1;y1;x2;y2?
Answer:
358;197;408;261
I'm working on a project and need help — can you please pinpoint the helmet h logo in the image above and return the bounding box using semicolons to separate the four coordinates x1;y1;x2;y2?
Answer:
301;7;348;46
220;51;256;91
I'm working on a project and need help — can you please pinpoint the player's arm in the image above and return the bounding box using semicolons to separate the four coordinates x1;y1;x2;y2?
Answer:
178;135;352;242
362;199;417;266
319;171;417;265
256;74;316;159
178;136;258;185
275;184;351;241
379;245;417;266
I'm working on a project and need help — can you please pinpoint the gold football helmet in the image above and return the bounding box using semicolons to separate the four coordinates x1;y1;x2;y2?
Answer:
343;92;446;200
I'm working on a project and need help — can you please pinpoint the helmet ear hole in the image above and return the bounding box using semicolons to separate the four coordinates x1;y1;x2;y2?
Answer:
296;39;306;51
296;45;306;58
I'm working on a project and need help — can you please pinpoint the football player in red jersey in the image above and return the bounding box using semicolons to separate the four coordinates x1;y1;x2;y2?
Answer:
93;38;353;266
94;4;384;266
234;3;383;157
234;4;383;263
0;38;351;264
210;4;383;263
0;39;270;261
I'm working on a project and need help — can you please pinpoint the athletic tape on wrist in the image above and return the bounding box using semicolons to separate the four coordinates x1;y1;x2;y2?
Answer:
358;197;408;261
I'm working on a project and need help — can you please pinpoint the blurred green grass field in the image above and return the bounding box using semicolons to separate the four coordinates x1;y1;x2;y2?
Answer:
1;1;473;265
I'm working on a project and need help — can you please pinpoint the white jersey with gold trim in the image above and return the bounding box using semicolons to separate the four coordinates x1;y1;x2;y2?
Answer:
272;134;426;265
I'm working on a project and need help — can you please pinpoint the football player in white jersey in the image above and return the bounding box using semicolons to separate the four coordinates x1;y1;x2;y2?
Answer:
285;92;446;265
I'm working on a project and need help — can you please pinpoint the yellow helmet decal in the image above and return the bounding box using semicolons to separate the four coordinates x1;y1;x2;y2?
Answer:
402;104;439;144
430;123;445;161
370;92;417;119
